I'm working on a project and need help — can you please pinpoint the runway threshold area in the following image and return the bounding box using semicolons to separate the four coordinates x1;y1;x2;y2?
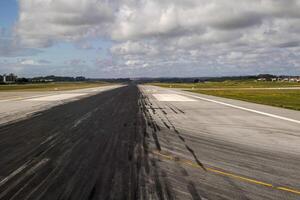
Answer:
0;85;299;200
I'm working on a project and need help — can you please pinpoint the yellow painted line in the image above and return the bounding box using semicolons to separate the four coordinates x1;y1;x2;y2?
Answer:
207;168;273;187
276;187;300;195
152;150;300;196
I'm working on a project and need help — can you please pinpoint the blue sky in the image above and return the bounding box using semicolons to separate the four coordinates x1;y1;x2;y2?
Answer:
0;0;18;28
0;0;116;78
0;0;300;78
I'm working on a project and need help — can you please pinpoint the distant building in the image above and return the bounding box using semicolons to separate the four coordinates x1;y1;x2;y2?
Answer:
271;78;277;82
289;78;299;82
282;78;289;82
257;78;266;81
258;77;300;82
2;73;17;83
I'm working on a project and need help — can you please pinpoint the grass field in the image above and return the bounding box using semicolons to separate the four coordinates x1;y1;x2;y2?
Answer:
188;89;300;111
0;82;110;91
151;80;300;111
151;80;300;89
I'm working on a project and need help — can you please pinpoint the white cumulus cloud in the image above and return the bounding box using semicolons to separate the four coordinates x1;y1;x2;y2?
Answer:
10;0;300;76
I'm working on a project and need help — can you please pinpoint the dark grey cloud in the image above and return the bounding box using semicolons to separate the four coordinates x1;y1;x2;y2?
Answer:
0;38;42;57
276;41;300;48
212;12;264;30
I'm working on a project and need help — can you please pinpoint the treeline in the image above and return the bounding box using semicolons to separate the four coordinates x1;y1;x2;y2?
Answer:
89;78;131;83
138;76;256;83
31;75;86;82
138;74;299;83
15;76;131;84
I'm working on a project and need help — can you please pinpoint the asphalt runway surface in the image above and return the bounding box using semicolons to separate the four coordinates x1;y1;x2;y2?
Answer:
0;85;299;200
140;85;300;200
0;85;121;125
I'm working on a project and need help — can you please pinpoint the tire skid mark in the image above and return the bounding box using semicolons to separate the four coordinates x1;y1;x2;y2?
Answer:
31;136;95;200
0;158;50;199
72;112;93;128
141;87;214;199
0;162;29;188
9;161;53;200
140;91;179;199
147;93;202;167
1;100;114;199
141;94;162;151
167;103;185;115
160;108;207;171
23;148;75;200
140;88;203;200
168;105;178;114
1;87;145;199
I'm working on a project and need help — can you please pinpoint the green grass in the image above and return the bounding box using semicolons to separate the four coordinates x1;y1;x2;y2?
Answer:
150;80;300;110
0;82;110;92
187;89;300;111
151;80;300;89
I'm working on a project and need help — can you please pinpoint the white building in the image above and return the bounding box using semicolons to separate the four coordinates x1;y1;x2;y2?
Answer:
2;73;17;83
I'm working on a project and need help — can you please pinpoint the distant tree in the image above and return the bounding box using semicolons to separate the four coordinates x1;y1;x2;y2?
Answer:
193;79;200;83
17;78;29;83
75;76;86;81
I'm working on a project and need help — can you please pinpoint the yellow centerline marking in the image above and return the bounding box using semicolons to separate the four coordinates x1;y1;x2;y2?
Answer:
152;150;300;196
276;187;300;195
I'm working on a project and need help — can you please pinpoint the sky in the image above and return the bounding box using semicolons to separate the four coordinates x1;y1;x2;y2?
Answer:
0;0;300;78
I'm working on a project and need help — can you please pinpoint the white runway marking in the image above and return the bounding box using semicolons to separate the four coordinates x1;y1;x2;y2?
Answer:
24;93;86;101
180;92;300;124
153;94;197;102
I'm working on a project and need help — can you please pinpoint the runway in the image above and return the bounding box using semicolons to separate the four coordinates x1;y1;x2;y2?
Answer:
0;85;122;125
0;84;299;199
0;85;148;199
139;85;300;200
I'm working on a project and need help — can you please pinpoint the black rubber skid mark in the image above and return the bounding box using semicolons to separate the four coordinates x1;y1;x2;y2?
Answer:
185;145;206;171
152;132;161;151
88;186;96;200
168;106;178;114
187;182;202;200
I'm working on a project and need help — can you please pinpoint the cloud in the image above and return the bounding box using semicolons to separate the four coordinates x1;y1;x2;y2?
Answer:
20;59;37;65
38;59;52;64
65;58;86;66
18;59;51;66
110;41;159;56
0;27;42;57
16;0;300;49
9;0;300;76
16;0;115;47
